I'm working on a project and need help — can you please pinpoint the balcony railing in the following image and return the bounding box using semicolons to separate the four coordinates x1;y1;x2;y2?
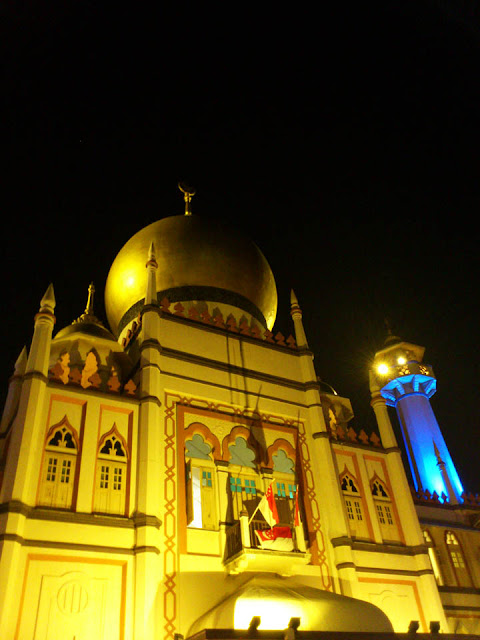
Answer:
225;514;307;559
224;513;310;575
225;520;243;558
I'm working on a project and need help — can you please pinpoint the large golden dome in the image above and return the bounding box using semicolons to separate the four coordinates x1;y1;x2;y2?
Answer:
105;214;278;336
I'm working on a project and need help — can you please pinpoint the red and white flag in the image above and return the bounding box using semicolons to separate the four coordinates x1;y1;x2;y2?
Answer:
255;526;294;551
257;482;279;527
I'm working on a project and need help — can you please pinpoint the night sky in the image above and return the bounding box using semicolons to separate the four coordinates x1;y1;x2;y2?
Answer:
1;3;479;491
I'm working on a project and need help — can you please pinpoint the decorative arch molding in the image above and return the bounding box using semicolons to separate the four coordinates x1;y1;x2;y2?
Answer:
423;528;434;545
423;529;444;586
45;415;80;451
98;424;129;460
38;415;80;509
184;422;221;460
339;466;360;494
221;425;261;464
370;472;390;498
445;529;473;586
267;438;296;471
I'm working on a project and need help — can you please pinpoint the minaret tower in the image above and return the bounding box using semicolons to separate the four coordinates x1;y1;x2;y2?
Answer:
370;330;463;503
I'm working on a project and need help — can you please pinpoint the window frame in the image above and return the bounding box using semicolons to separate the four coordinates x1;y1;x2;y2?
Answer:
340;471;370;540
445;530;472;587
37;420;79;510
93;428;129;516
371;477;401;543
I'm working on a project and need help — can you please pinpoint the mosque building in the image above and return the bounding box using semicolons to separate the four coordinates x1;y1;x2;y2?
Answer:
0;188;479;639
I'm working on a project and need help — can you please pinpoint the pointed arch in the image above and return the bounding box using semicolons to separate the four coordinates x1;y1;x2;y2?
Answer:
445;530;473;587
339;467;360;494
94;424;129;515
370;473;390;498
44;415;80;451
98;424;129;460
423;529;444;585
370;472;401;543
339;467;370;540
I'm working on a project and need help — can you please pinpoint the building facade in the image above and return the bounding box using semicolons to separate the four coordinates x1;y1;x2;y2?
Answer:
0;203;478;639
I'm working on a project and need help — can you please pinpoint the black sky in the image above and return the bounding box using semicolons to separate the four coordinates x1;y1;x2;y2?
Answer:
1;2;479;491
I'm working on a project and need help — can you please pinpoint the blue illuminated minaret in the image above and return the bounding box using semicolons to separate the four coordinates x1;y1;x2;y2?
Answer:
371;331;463;504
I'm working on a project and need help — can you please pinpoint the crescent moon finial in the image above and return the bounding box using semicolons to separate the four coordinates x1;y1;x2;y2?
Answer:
178;182;196;216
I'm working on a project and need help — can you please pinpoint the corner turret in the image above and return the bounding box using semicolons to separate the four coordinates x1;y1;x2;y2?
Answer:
290;289;308;349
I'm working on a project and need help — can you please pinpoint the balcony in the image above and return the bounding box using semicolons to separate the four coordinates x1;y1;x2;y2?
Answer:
224;514;311;576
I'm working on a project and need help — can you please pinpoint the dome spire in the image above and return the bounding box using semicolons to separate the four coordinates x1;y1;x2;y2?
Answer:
39;283;56;315
178;181;196;216
84;282;95;315
383;317;401;346
73;282;103;325
145;241;158;305
54;282;115;341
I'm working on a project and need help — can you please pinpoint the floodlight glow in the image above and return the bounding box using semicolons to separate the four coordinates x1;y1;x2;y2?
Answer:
377;363;389;375
397;356;406;365
234;597;309;631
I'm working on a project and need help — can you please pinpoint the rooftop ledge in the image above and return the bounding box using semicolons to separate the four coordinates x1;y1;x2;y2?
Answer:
224;546;311;576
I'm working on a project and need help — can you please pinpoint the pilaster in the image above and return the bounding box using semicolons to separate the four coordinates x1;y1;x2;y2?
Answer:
0;285;56;504
290;291;354;592
133;244;166;640
0;285;56;636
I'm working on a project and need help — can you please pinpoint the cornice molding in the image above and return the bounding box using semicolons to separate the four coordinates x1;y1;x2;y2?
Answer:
0;532;148;555
331;535;428;556
160;345;305;391
0;501;162;530
132;512;162;529
23;371;49;384
139;394;162;407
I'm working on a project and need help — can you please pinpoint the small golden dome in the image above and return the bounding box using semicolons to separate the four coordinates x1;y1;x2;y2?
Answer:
55;283;116;342
104;214;278;336
51;283;130;376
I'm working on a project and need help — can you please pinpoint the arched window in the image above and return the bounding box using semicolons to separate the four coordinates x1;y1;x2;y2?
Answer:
371;478;401;542
273;479;297;516
38;419;78;509
94;428;128;515
226;436;260;523
340;472;369;539
228;470;260;522
445;530;472;586
423;530;444;585
185;434;217;530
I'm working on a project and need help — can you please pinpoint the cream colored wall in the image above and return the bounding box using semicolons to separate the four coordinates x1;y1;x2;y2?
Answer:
0;374;139;639
157;322;337;635
13;548;133;640
356;576;426;632
2;306;478;639
156;319;454;636
418;520;480;634
38;384;138;515
331;440;451;632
